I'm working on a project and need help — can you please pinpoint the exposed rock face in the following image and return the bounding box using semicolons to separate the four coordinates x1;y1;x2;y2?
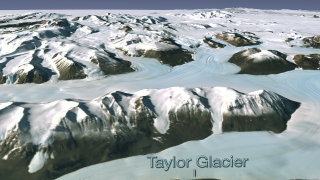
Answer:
0;87;300;180
51;53;87;80
302;35;320;49
118;25;132;32
0;73;6;84
215;32;261;47
90;53;135;75
0;20;49;34
0;12;67;24
109;28;193;66
293;54;320;70
189;44;200;48
114;36;194;66
222;90;300;133
16;64;49;84
228;48;297;75
285;38;294;43
50;19;70;27
136;48;193;66
0;20;48;29
203;38;226;48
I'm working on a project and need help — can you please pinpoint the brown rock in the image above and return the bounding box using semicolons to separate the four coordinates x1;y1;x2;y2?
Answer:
203;38;226;48
229;48;297;75
222;90;300;133
0;20;48;29
117;37;194;66
137;48;193;66
118;25;132;32
52;54;87;80
285;38;294;43
293;54;320;70
302;35;320;49
0;73;6;84
16;68;49;84
216;32;261;47
90;55;134;76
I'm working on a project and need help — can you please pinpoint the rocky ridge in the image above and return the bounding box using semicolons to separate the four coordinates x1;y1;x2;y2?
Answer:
228;48;297;75
0;87;300;179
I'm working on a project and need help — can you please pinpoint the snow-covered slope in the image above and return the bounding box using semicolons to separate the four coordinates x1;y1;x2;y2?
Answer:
0;87;299;179
0;8;319;180
167;10;233;19
228;48;297;75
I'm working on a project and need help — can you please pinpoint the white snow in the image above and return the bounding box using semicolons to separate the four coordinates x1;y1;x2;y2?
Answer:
28;151;49;173
0;8;319;180
0;102;13;109
0;106;24;140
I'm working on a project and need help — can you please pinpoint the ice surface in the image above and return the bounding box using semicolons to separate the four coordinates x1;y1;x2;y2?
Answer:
0;7;319;180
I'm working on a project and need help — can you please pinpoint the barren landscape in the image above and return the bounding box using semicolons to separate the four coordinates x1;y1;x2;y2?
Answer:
0;8;319;180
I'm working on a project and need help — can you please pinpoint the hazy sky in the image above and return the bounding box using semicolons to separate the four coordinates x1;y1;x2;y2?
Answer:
1;0;319;11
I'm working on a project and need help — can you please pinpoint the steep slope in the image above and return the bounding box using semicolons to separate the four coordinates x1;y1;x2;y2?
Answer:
203;37;226;48
222;90;300;133
15;64;49;84
229;48;297;75
49;53;87;80
0;73;6;84
215;32;262;47
0;87;300;180
90;52;135;75
135;44;193;66
109;29;194;66
293;54;320;70
302;35;320;49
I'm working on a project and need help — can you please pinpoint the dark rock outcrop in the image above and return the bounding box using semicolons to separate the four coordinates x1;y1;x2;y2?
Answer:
116;37;194;66
90;54;135;75
302;35;320;49
293;54;320;70
285;38;294;43
118;25;132;32
0;93;213;179
51;53;87;80
216;32;261;47
0;73;6;84
16;66;49;84
137;38;193;66
228;48;297;75
0;20;48;29
51;19;70;27
203;38;226;48
136;48;193;66
0;87;300;179
222;90;300;133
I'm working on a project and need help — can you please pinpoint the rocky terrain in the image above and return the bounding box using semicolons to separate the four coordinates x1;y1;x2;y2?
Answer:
228;48;297;75
110;30;194;66
293;54;320;70
0;87;300;179
203;37;226;48
0;8;319;180
302;35;320;49
215;32;262;47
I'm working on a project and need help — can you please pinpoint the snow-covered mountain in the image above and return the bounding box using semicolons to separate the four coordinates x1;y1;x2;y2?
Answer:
228;48;297;75
0;87;300;179
0;7;319;180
